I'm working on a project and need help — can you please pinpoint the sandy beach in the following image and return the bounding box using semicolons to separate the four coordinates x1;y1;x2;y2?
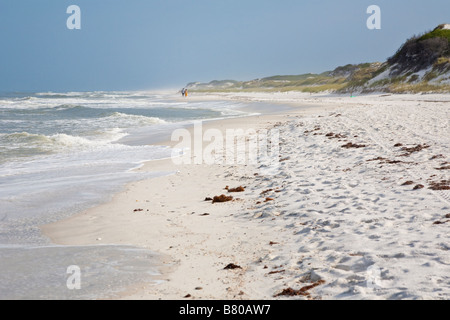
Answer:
42;92;450;300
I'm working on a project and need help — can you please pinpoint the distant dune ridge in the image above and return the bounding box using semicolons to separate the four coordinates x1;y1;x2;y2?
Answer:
187;25;450;94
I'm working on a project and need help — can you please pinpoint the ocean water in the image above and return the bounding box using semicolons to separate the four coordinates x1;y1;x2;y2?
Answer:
0;90;251;299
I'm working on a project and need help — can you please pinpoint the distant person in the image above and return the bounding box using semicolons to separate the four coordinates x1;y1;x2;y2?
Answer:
184;89;188;97
181;88;186;97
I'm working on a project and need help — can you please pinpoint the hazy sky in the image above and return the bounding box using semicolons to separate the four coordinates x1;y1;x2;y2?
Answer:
1;0;449;92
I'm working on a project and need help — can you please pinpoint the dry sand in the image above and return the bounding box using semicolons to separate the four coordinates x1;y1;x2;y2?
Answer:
42;92;450;300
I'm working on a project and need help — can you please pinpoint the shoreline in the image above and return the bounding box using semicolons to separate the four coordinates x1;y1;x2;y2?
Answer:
41;98;305;299
42;92;450;300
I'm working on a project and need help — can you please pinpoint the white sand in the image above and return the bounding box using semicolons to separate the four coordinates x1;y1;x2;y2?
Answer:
42;92;450;300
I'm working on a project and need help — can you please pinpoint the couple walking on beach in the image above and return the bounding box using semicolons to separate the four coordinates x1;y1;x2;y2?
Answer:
181;88;188;97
